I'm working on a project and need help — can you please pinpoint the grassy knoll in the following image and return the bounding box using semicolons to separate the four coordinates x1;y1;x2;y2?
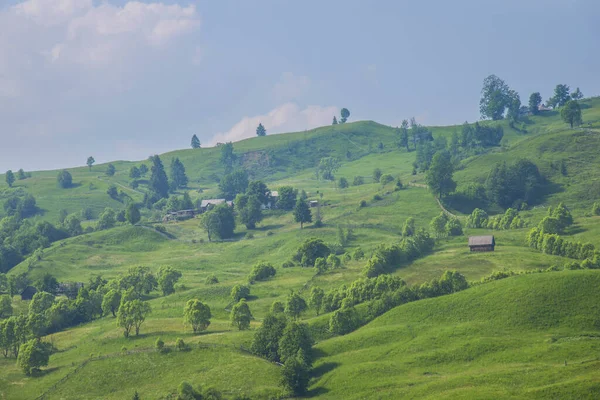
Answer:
310;270;600;399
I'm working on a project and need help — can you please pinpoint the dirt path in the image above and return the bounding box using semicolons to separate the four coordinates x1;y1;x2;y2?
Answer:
408;181;460;218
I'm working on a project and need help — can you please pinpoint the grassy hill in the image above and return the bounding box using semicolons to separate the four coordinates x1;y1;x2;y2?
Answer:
310;271;600;399
2;98;600;399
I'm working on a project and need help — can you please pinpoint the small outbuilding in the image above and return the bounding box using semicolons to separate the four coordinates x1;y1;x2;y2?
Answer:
468;235;495;252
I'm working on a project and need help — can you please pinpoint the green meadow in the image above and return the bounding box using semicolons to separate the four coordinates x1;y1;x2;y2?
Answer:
1;98;600;399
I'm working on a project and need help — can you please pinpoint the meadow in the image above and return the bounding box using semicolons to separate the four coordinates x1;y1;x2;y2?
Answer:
1;98;600;399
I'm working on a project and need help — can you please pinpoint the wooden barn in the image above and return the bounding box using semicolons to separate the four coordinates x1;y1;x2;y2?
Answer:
468;235;495;252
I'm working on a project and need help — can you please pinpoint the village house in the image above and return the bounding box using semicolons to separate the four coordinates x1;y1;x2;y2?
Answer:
468;235;495;252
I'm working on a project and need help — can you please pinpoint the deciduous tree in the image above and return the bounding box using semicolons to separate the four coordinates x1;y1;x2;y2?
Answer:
479;75;510;120
57;170;72;188
293;198;312;229
102;289;121;317
117;299;151;337
230;299;252;330
183;299;211;333
528;92;542;115
17;339;51;376
425;151;456;199
561;100;582;128
86;156;95;171
106;164;116;177
340;108;350;123
5;171;15;188
125;203;141;225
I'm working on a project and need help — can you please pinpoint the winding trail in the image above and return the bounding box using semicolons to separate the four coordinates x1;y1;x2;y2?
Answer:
408;182;460;218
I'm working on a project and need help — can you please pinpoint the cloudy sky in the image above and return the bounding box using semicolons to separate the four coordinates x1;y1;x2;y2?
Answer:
1;0;599;171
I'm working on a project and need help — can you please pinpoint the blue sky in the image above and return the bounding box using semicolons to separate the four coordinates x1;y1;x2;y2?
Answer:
1;0;599;171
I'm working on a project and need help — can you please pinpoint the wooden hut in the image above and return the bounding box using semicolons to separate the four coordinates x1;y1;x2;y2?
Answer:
468;235;495;252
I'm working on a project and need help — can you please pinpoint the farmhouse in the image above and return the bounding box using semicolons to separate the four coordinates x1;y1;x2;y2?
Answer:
163;209;198;223
200;199;231;212
309;200;319;208
468;235;495;252
21;286;37;300
261;190;279;210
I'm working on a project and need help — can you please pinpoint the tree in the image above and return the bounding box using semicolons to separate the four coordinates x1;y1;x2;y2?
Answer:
329;305;358;335
251;311;287;361
309;287;324;315
170;158;188;190
57;170;72;188
256;123;267;137
318;157;341;181
33;273;58;295
399;119;409;151
285;291;307;320
332;116;338;125
220;142;236;173
293;198;312;229
276;186;297;210
86;156;95;171
548;84;571;108
571;87;584;100
64;214;82;236
191;134;201;149
467;208;488;228
338;177;349;189
561;100;582;128
183;299;211;333
479;74;510;120
125;203;141;225
402;217;416;237
340;108;350;123
16;169;26;180
17;339;51;375
158;267;182;296
0;295;13;318
506;89;521;123
201;203;235;240
278;322;313;366
430;212;449;238
380;174;394;186
425;151;456;199
5;170;15;188
106;164;116;177
148;155;170;200
129;166;141;179
117;299;151;337
96;208;116;230
219;170;249;200
280;355;310;396
529;92;542;115
445;218;463;236
230;299;252;330
246;180;270;205
102;289;122;317
372;168;382;182
230;284;250;302
119;266;157;298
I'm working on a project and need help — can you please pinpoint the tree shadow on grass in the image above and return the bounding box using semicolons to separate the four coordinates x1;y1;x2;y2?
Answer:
257;224;285;231
310;362;338;379
306;387;330;397
34;366;61;377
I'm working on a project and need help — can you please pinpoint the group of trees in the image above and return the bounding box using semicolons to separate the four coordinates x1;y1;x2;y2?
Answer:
479;75;521;122
4;169;30;187
529;84;584;127
485;159;544;209
361;230;435;278
332;108;351;125
251;300;313;396
429;213;463;238
527;228;595;262
466;207;525;230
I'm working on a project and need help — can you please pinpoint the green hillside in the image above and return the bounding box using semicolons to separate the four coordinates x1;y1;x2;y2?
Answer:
1;97;600;399
311;271;600;399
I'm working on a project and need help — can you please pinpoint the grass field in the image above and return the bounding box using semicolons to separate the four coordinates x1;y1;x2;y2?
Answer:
1;98;600;399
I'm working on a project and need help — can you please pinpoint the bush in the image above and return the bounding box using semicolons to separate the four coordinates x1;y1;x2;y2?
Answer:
353;176;364;186
230;285;250;302
205;274;219;284
445;218;463;236
248;262;276;283
359;200;367;208
380;174;394;185
327;254;341;268
282;260;294;268
293;238;331;267
373;168;382;182
593;202;600;216
176;338;187;351
395;178;403;191
245;232;254;240
155;225;166;234
372;194;382;201
343;252;352;264
353;247;365;260
338;177;349;189
313;218;324;228
155;337;165;353
266;230;274;236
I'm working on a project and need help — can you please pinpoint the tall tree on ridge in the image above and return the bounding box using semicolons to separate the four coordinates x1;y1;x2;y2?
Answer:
191;134;201;149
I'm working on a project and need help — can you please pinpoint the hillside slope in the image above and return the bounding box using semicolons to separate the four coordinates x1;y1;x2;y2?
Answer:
311;270;600;399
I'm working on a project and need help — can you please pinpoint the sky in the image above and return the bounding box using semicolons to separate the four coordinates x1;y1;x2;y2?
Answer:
1;0;599;172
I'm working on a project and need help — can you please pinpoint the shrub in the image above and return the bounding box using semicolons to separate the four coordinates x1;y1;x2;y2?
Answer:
445;218;463;236
353;176;364;186
380;174;394;185
205;274;219;284
593;202;600;216
266;230;274;236
230;285;250;302
395;178;403;191
343;252;352;264
359;200;367;208
373;168;382;182
176;338;187;351
313;217;324;228
372;194;382;201
155;225;167;234
353;247;365;260
293;238;331;267
338;177;349;189
282;260;294;268
248;262;276;283
327;254;341;269
155;337;165;353
245;232;254;240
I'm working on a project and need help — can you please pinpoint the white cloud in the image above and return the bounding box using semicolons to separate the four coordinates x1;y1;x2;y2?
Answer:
209;103;338;145
271;72;311;101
